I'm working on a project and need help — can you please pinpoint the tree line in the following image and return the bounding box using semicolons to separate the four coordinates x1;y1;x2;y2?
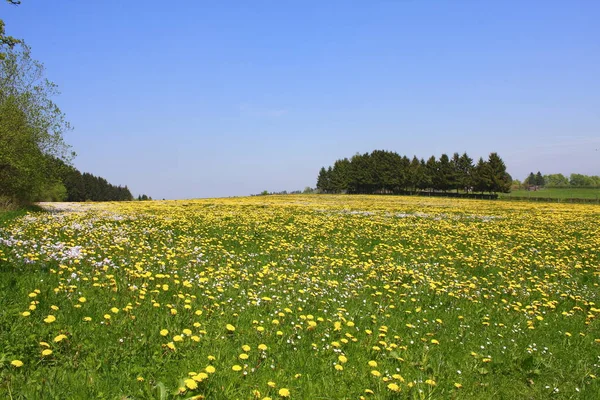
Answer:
522;172;600;188
316;150;512;195
40;157;133;202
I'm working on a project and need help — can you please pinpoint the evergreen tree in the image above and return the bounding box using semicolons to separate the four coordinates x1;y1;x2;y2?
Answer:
473;157;492;193
425;156;438;192
487;152;511;193
435;154;453;192
316;167;330;193
457;152;474;192
535;171;545;187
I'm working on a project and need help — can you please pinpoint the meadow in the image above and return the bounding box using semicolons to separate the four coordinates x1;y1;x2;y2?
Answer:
0;195;598;399
500;188;600;201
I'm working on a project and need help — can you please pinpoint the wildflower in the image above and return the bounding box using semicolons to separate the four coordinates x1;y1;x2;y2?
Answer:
11;360;24;367
43;315;56;323
185;378;198;390
258;344;268;351
338;355;348;363
160;329;169;336
21;311;30;317
368;360;377;367
454;382;463;389
226;324;236;332
41;349;53;356
78;297;87;303
54;334;68;343
278;388;290;397
193;372;208;382
242;344;251;352
239;353;249;360
205;365;216;374
335;364;344;371
387;383;400;392
371;370;381;377
232;364;242;371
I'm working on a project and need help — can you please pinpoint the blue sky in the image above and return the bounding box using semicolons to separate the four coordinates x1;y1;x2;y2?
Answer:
3;1;599;199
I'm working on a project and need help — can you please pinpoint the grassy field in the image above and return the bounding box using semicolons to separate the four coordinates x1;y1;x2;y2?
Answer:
500;188;600;200
0;196;599;399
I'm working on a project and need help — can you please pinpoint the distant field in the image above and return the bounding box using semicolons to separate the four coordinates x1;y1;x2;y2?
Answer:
501;188;600;200
1;196;599;399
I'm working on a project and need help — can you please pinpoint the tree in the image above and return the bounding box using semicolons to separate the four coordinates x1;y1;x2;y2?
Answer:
544;173;569;187
329;158;351;193
425;156;438;192
473;157;492;193
434;154;453;192
487;152;511;193
0;96;47;201
457;152;474;192
524;172;535;187
535;171;544;187
316;167;330;193
0;44;73;203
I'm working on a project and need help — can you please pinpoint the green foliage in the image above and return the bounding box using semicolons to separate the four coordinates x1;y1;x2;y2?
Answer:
0;42;74;204
317;150;510;195
0;96;47;202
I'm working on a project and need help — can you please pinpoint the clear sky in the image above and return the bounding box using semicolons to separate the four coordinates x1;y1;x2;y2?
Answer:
3;1;599;199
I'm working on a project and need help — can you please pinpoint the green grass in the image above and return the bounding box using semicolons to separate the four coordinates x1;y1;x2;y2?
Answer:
501;188;600;200
0;205;45;226
0;196;598;399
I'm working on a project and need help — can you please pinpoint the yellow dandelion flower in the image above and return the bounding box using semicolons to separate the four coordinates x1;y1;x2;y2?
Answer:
205;365;216;374
387;383;400;392
185;378;198;390
226;324;236;332
232;364;242;371
193;372;208;382
43;315;56;323
160;329;169;336
258;344;268;351
53;334;68;343
278;388;290;397
11;360;24;367
41;349;53;356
